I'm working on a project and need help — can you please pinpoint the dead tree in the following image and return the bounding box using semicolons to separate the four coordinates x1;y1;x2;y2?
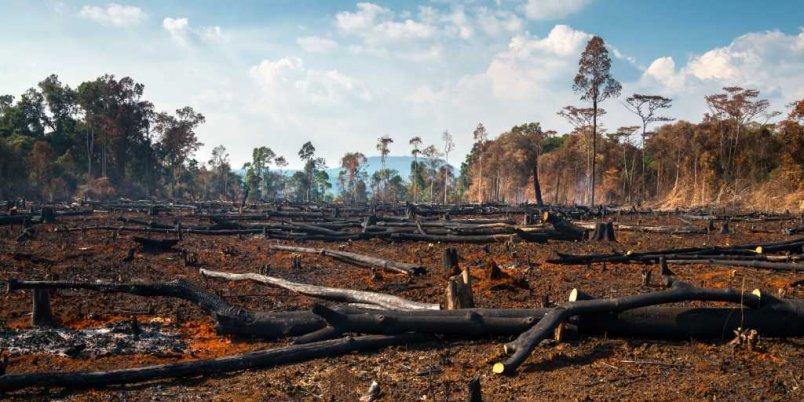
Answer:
542;211;585;241
589;222;616;242
133;237;180;252
446;268;474;309
6;279;327;339
493;279;778;374
0;334;427;393
200;269;439;311
31;289;56;327
269;245;426;276
442;247;460;276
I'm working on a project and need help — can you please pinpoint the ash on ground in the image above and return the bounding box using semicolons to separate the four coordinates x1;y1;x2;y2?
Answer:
0;320;187;358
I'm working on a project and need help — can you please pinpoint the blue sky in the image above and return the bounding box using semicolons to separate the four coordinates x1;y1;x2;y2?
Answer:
1;0;802;168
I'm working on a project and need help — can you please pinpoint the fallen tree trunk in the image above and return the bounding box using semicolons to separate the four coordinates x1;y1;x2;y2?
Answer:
549;238;804;264
389;233;516;244
312;304;540;338
0;333;427;393
4;279;326;339
493;280;774;374
199;269;439;311
665;259;803;272
576;222;706;234
269;245;426;276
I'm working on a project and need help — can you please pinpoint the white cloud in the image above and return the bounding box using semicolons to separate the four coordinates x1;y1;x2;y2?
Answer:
640;29;804;101
202;26;226;43
162;17;189;44
78;3;146;27
333;2;527;62
250;57;372;105
523;0;591;20
162;17;229;46
297;36;339;53
335;3;391;34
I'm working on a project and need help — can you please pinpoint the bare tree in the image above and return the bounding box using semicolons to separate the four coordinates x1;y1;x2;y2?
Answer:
441;130;454;203
409;136;422;203
624;94;673;199
376;135;393;201
573;36;621;207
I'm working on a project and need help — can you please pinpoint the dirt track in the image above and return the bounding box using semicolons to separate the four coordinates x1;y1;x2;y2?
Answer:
1;212;802;401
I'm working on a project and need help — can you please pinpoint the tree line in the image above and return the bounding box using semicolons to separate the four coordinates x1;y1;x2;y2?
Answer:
1;36;802;207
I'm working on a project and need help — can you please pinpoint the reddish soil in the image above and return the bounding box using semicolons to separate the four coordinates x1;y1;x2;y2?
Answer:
1;212;802;401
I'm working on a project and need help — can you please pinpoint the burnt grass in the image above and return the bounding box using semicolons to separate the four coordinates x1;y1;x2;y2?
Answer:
0;212;802;401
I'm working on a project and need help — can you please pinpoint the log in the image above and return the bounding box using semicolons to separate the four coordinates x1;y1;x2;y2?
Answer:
542;211;585;241
269;245;426;276
576;222;706;234
549;238;804;265
390;233;514;244
0;334;426;393
665;259;803;272
133;237;180;251
5;279;326;339
493;280;768;374
312;304;539;337
199;269;440;311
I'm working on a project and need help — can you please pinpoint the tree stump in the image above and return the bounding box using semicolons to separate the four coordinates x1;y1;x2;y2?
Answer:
32;288;56;327
659;256;675;277
590;222;616;241
442;247;460;276
467;378;482;402
40;207;56;224
446;268;473;309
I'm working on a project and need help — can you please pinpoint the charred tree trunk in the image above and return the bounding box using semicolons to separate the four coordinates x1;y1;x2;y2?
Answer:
493;280;773;374
31;288;56;327
532;161;544;207
0;334;427;393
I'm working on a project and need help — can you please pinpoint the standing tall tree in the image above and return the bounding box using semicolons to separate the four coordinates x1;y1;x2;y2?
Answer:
208;145;231;199
422;144;441;202
409;136;423;203
242;146;275;201
298;141;316;202
511;123;545;206
441;130;454;203
154;107;205;198
472;123;488;203
704;87;769;184
624;94;673;199
573;36;621;207
273;155;289;200
338;152;367;203
557;105;604;205
376;135;393;200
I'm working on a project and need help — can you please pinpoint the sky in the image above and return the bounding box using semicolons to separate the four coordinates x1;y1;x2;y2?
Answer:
1;0;802;169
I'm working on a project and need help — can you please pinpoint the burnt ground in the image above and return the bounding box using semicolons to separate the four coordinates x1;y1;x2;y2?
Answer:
0;212;802;401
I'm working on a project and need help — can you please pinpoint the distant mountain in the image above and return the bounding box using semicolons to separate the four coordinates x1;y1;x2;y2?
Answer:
237;155;452;194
